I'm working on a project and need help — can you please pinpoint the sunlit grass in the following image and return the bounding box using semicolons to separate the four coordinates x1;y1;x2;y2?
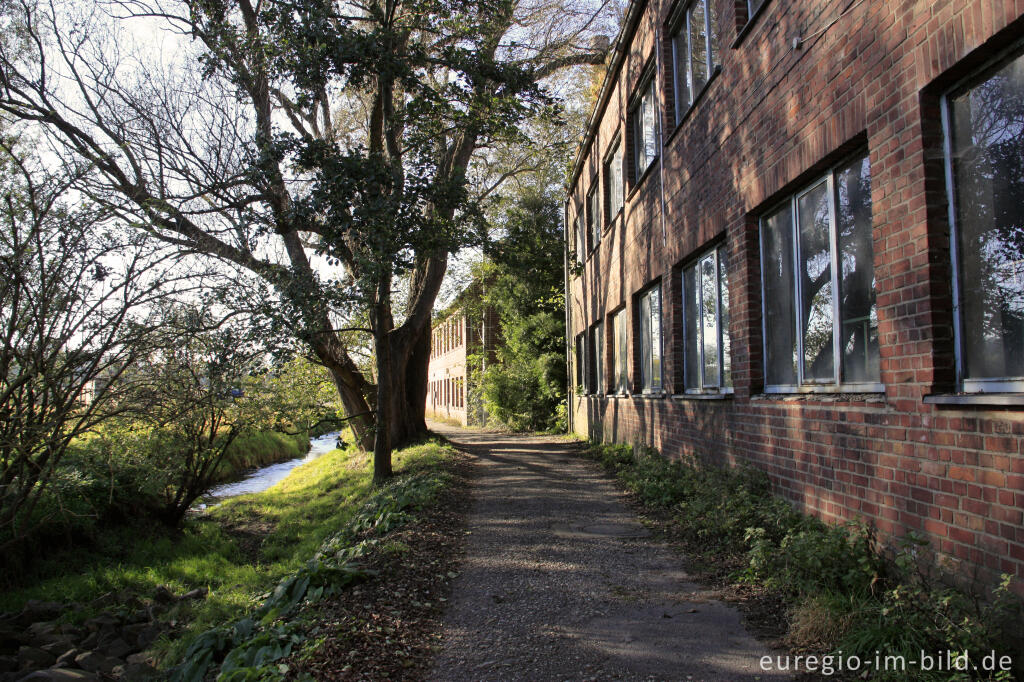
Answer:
0;437;457;666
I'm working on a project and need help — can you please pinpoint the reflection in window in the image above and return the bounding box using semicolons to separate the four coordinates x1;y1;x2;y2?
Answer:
587;185;601;251
631;78;659;182
639;285;663;392
683;246;732;391
670;0;720;122
612;309;629;393
590;322;604;394
760;151;878;389
606;137;623;220
946;50;1024;388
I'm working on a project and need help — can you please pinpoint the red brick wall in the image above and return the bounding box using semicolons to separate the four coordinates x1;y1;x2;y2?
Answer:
567;0;1024;592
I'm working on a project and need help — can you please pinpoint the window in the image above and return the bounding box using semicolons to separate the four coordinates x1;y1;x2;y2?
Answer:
587;183;601;252
944;49;1024;391
612;309;628;393
590;322;604;394
670;0;720;122
638;285;664;392
575;209;585;265
630;76;659;183
746;0;764;20
605;137;623;222
575;332;586;391
760;150;879;391
683;245;732;391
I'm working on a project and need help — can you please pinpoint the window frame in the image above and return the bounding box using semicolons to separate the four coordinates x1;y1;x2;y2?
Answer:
758;152;883;394
575;332;587;392
587;180;601;252
941;48;1024;394
682;244;732;394
668;0;721;126
629;71;659;185
611;308;629;394
638;283;664;394
604;135;623;224
590;321;605;394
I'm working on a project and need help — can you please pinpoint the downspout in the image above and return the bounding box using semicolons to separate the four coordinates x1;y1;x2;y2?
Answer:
563;200;573;435
654;9;668;248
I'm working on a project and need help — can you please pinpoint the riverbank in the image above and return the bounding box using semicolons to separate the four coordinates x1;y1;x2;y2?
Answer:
0;438;464;679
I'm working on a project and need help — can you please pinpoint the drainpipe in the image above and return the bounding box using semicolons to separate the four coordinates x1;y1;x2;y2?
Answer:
563;200;573;435
654;10;668;248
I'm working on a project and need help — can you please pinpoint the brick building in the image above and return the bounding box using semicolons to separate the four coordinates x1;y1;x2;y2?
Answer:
566;0;1024;590
427;288;501;426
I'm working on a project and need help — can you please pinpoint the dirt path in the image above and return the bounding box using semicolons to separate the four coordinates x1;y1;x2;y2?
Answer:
426;423;788;681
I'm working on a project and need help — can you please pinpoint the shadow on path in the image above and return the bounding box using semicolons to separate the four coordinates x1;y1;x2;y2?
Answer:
426;422;789;681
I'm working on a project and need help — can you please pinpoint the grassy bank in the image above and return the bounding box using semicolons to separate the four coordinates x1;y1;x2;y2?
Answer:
0;438;457;671
583;442;1022;681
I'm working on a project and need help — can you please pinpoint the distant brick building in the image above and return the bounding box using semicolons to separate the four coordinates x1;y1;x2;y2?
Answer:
566;0;1024;590
427;288;501;426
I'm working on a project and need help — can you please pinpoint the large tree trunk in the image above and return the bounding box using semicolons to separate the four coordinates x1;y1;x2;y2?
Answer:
326;367;376;451
403;324;431;437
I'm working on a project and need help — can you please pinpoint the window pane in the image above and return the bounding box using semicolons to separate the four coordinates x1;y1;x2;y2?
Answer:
747;0;763;18
949;52;1024;381
577;212;585;264
689;1;708;96
576;334;586;390
640;293;652;390
707;0;720;75
719;248;732;388
700;255;719;387
650;287;663;391
762;204;798;385
836;153;879;383
683;265;700;390
614;144;623;211
797;180;835;382
589;189;600;247
614;310;628;392
643;83;658;165
673;29;690;113
592;323;604;394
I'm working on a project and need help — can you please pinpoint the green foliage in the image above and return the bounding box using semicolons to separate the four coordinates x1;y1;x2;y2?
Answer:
473;185;567;432
582;441;1023;680
172;452;452;682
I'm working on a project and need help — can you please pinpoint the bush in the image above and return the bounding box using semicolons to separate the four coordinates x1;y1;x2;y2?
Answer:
582;440;1023;680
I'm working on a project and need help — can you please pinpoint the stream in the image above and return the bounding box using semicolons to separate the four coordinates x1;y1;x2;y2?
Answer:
199;430;343;505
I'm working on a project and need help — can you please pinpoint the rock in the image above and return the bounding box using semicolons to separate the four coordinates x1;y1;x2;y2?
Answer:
130;626;160;650
81;616;118;634
74;636;95;653
16;670;99;681
180;588;207;601
0;625;29;650
110;662;155;680
123;654;149;666
24;624;56;641
70;653;104;675
16;604;62;627
16;646;55;671
87;594;116;610
39;640;75;657
0;657;16;673
152;587;175;605
53;650;82;669
99;640;131;660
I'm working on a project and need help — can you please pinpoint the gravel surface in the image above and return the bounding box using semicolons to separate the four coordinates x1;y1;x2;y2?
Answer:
427;424;789;681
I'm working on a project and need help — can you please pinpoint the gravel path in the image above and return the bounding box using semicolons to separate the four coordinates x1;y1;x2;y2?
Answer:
426;423;789;681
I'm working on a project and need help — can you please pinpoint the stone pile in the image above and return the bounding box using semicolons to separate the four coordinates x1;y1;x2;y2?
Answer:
0;587;207;681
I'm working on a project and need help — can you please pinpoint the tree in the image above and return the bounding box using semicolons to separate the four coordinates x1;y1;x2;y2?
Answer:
0;0;614;482
478;183;567;431
0;136;195;548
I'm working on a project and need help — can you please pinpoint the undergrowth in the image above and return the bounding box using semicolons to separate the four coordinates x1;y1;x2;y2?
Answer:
584;441;1023;681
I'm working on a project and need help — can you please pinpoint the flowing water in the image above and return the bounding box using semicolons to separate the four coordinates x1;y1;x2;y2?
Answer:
200;430;343;504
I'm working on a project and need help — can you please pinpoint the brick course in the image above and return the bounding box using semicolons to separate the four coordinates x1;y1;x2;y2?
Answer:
567;0;1024;593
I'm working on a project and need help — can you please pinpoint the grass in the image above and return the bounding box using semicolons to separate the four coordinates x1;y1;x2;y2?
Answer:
0;437;457;668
